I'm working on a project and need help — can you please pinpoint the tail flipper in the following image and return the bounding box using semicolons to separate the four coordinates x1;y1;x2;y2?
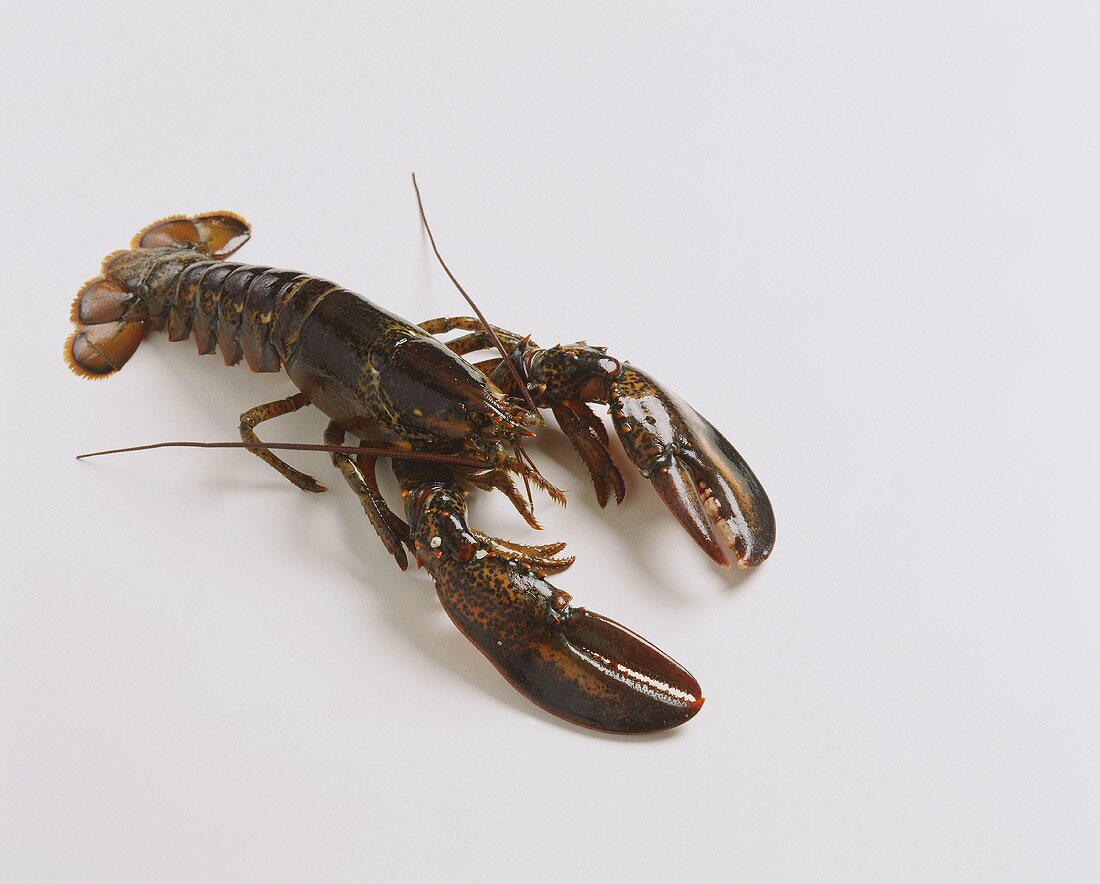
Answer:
131;211;250;258
64;278;149;379
64;211;252;379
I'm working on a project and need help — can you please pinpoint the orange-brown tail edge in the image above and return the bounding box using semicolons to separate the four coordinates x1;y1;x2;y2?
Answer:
64;212;250;379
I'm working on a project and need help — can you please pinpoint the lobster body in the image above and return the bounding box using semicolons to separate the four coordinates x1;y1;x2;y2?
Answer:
66;209;776;733
287;291;514;452
103;246;327;370
78;224;525;467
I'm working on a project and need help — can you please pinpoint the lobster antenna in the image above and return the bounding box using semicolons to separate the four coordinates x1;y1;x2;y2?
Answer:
75;440;494;471
410;173;540;418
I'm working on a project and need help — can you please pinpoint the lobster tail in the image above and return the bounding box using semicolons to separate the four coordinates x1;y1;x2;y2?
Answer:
64;212;254;379
64;278;149;379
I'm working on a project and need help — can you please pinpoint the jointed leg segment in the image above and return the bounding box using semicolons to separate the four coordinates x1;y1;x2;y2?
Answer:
239;392;326;492
324;422;411;571
419;316;533;357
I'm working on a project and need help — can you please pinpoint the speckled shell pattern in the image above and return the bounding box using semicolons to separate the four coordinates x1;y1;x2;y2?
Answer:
394;461;704;734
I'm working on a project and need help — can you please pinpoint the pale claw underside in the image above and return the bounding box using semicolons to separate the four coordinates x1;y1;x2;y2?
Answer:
611;366;775;569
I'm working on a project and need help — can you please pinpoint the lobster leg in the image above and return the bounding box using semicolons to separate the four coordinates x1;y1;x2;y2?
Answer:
462;467;544;530
549;401;625;508
419;316;528;345
444;333;520;358
394;460;703;733
324;421;411;571
239;392;327;493
418;316;534;360
469;533;575;575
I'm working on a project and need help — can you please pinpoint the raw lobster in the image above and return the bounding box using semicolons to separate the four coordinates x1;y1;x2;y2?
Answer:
65;201;774;733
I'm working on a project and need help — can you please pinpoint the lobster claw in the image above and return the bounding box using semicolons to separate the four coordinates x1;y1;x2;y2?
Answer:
610;365;775;569
395;461;704;733
443;571;703;733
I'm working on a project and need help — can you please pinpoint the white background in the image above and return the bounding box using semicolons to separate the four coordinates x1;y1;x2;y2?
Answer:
2;2;1097;881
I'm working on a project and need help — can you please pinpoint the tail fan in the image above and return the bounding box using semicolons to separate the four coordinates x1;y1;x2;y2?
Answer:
64;277;148;379
64;212;251;379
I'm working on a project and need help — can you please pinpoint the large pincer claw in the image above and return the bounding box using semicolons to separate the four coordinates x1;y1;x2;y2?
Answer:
609;365;775;569
396;461;704;733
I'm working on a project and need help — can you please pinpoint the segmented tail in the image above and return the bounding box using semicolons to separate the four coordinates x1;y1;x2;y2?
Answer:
64;212;250;379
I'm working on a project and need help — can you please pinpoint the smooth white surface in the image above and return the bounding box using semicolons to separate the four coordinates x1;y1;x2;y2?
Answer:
2;3;1098;881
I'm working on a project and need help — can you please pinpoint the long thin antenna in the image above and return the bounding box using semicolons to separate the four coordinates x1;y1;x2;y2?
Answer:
410;173;539;417
76;440;493;470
